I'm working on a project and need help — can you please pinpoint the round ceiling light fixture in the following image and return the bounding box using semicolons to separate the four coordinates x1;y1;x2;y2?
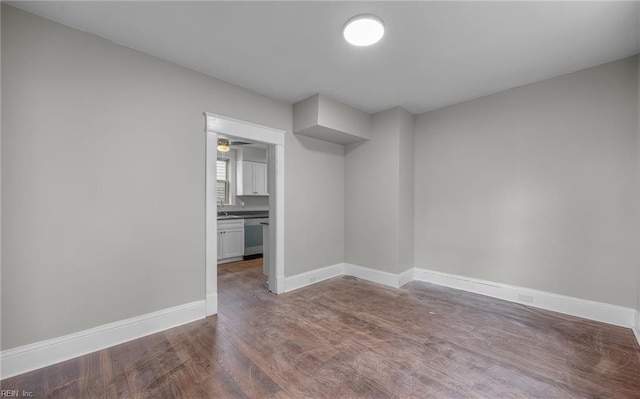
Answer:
343;14;385;47
217;138;230;152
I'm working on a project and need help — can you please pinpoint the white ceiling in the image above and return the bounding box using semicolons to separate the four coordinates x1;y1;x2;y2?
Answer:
8;1;640;114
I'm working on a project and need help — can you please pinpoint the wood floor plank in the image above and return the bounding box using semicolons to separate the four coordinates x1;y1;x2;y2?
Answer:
2;257;640;398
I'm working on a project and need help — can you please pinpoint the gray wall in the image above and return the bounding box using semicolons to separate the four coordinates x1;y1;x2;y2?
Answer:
398;109;414;273
345;107;414;274
285;133;345;275
638;54;640;316
1;5;344;349
414;56;640;308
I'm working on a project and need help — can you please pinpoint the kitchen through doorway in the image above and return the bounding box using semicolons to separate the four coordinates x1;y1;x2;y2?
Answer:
216;140;270;284
204;113;285;316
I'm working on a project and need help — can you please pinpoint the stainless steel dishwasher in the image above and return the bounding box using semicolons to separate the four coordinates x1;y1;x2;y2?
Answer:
244;216;268;256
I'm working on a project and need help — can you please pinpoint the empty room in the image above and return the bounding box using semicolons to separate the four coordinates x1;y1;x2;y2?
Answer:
1;1;640;398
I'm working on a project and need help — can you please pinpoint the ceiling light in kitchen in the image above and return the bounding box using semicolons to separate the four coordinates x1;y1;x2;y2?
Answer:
217;138;230;152
343;14;385;46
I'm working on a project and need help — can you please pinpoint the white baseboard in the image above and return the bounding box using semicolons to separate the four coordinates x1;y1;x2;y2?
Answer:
284;263;344;292
0;300;206;380
398;268;415;287
284;263;414;293
4;264;639;380
413;268;636;329
206;293;218;316
287;263;639;345
344;263;402;288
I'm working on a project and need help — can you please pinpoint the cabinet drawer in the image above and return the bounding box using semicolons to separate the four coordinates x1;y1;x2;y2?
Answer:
217;219;244;230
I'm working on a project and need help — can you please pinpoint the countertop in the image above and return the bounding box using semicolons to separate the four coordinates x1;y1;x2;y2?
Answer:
217;211;269;220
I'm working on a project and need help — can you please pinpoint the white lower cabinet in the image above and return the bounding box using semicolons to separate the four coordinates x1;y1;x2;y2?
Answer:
218;220;244;262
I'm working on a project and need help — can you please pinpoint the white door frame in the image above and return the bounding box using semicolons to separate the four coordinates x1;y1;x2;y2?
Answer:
204;113;285;315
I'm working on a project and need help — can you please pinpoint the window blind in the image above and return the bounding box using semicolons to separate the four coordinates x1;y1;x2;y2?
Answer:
217;158;229;203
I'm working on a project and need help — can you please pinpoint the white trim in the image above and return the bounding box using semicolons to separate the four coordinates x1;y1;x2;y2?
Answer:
284;263;345;293
268;144;286;294
205;113;285;146
206;294;218;316
4;262;638;378
205;131;219;316
413;268;636;329
287;263;640;337
344;263;402;288
0;301;206;380
398;268;415;287
204;113;286;311
284;263;413;293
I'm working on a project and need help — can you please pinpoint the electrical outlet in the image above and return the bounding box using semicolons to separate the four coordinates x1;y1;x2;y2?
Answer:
518;293;534;303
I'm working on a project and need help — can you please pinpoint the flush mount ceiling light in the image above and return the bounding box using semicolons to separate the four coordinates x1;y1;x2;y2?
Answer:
217;138;230;152
343;14;385;46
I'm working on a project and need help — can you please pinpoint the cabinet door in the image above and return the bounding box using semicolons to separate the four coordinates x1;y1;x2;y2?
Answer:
242;162;254;196
220;228;244;258
253;162;268;195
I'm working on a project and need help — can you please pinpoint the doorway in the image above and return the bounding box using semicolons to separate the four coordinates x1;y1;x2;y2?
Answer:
204;113;285;316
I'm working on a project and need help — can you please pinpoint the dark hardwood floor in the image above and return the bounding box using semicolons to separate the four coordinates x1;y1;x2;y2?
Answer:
3;259;640;398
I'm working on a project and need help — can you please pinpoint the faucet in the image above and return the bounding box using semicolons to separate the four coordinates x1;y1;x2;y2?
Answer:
217;198;227;216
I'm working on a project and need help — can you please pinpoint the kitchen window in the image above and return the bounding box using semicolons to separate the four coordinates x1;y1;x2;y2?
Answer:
216;150;236;205
216;158;229;203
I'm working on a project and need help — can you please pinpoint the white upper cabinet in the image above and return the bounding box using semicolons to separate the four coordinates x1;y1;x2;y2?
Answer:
251;161;268;195
238;161;268;196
